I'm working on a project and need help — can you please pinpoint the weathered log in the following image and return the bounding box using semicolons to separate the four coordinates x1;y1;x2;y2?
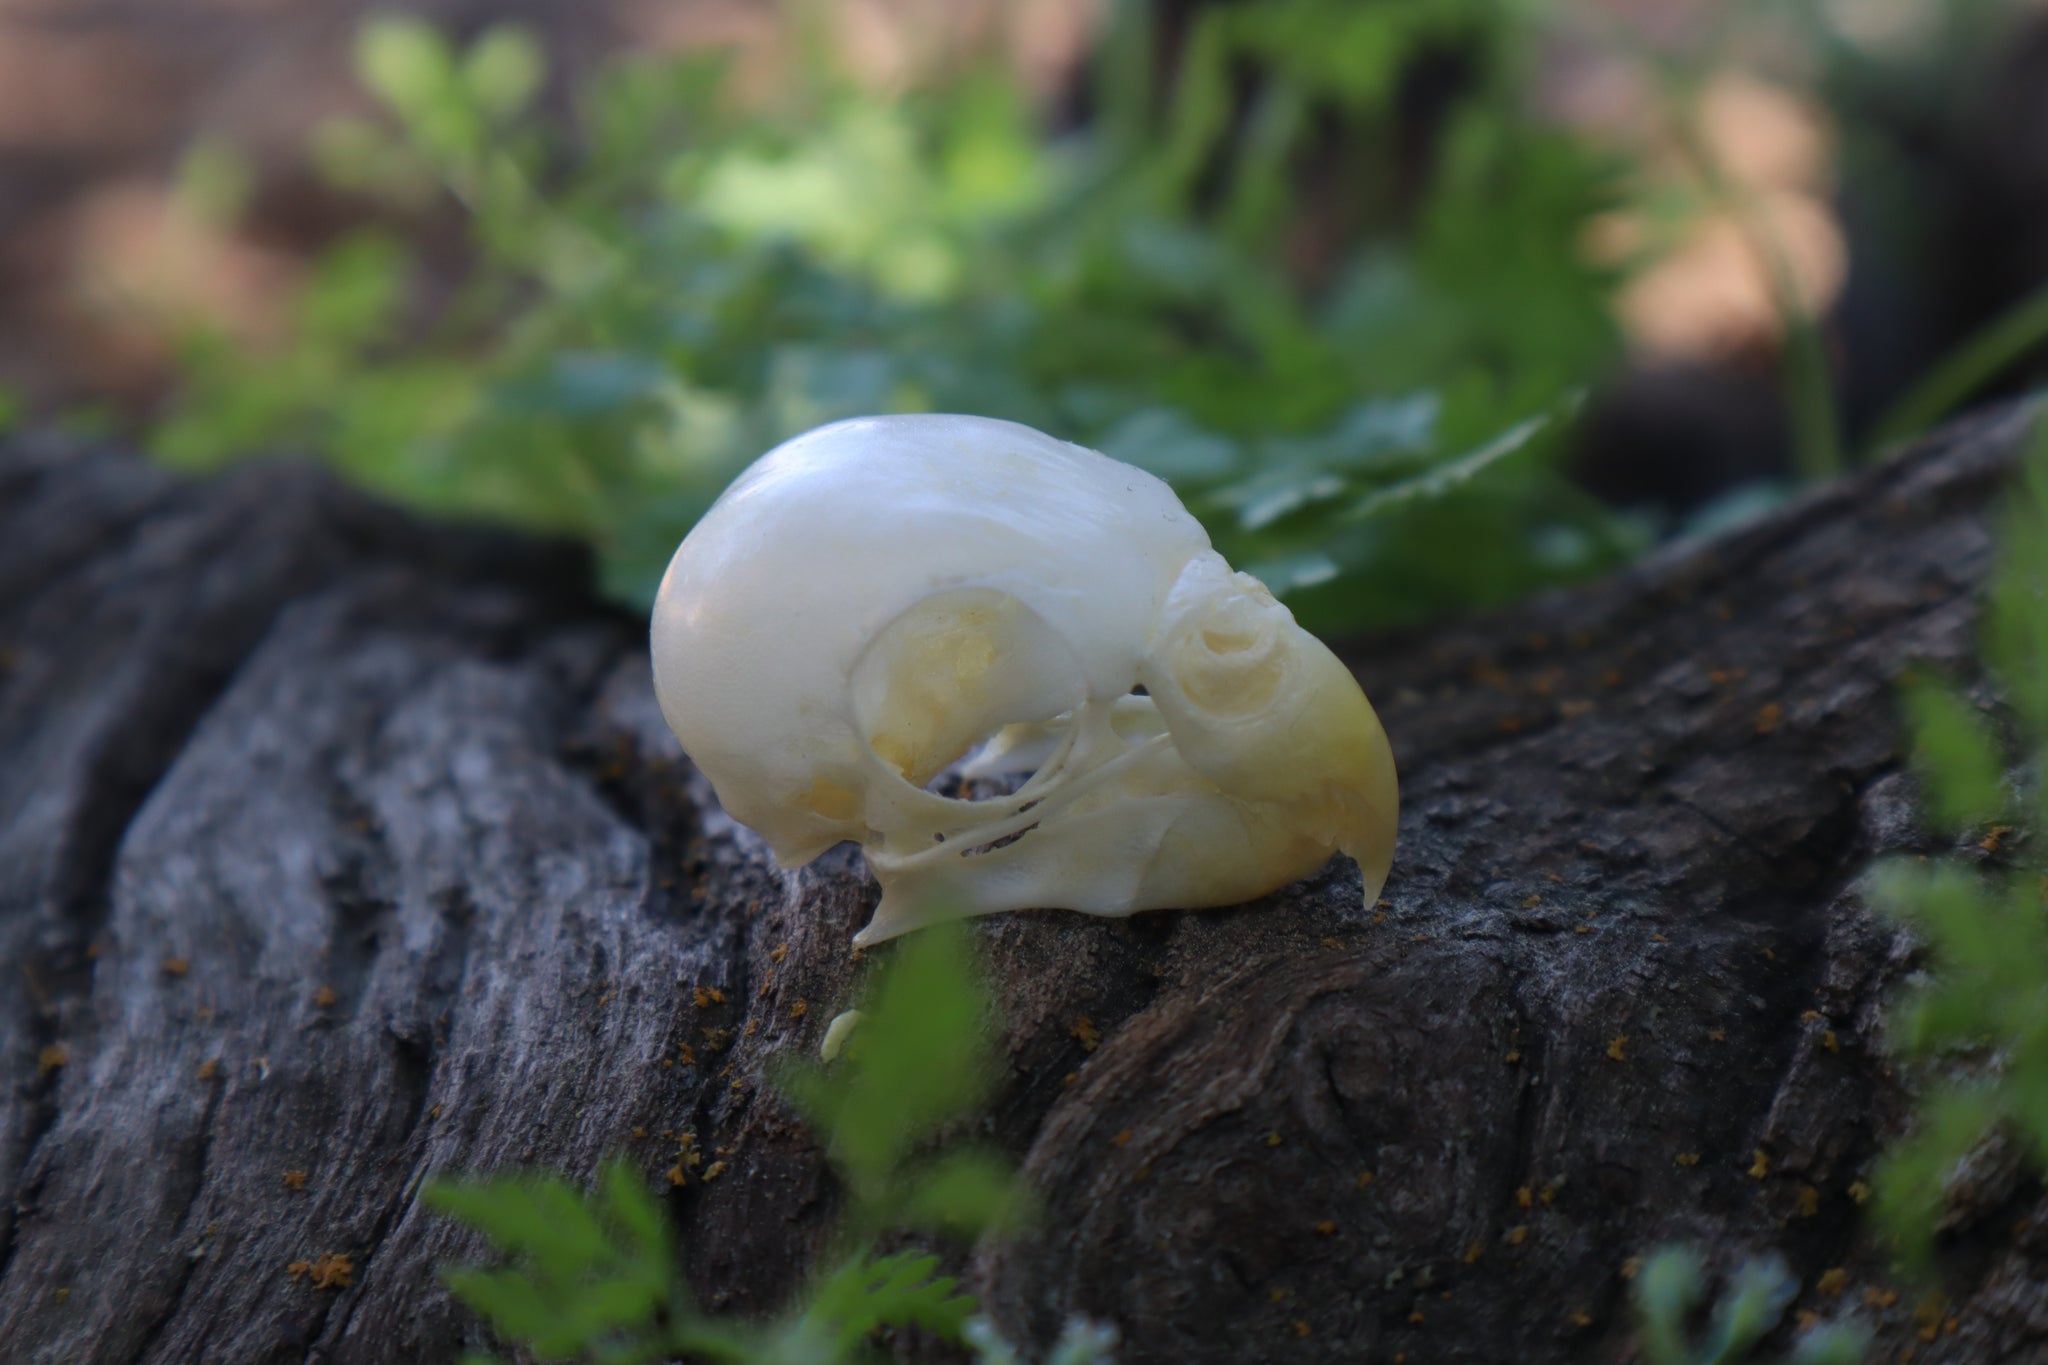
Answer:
1;408;2043;1364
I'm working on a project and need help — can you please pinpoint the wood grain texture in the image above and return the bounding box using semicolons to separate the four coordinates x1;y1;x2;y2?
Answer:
0;408;2042;1364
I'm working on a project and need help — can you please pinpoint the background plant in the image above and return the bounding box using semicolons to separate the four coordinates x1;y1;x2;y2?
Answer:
425;922;1095;1364
1870;413;2048;1266
148;0;1649;635
1632;1248;1869;1365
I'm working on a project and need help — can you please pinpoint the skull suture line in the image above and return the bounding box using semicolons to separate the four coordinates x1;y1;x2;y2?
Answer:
650;414;1398;946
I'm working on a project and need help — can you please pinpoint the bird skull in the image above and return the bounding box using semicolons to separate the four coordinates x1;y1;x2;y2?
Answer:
650;414;1397;946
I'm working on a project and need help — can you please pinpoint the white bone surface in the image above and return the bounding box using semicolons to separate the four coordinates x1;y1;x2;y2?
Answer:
650;414;1398;945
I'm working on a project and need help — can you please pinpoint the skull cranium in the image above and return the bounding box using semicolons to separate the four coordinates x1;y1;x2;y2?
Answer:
650;414;1397;945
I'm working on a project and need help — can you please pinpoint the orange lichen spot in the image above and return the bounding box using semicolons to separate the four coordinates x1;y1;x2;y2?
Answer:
791;999;808;1020
1321;937;1343;950
1573;924;1592;935
597;989;617;1007
631;1126;647;1139
1800;1009;1825;1024
1748;1149;1771;1179
1817;1268;1849;1296
1472;659;1510;689
312;985;338;1009
1315;1220;1338;1236
1621;1256;1642;1280
1796;1310;1820;1332
677;1042;698;1067
1753;702;1784;735
1762;948;1777;961
1412;934;1430;943
769;942;789;964
36;1045;66;1077
1522;895;1542;909
1269;1287;1289;1303
1943;1316;1959;1335
703;1161;728;1182
1294;1320;1313;1338
1823;1030;1840;1052
1863;1288;1898;1310
1265;1132;1284;1148
1110;1129;1134;1149
52;1287;69;1304
742;1019;758;1038
1539;1181;1560;1205
1376;899;1393;909
1498;717;1524;735
693;986;725;1008
1980;826;2014;853
1072;1017;1101;1051
1795;1185;1820;1217
1708;1028;1728;1042
282;1169;308;1191
1505;1226;1529;1246
1651;932;1669;943
1849;1181;1871;1204
1569;1309;1594;1329
287;1252;355;1290
1408;1311;1426;1325
667;1163;688;1187
1606;1035;1628;1062
1357;1172;1375;1190
1504;1051;1523;1064
162;957;190;977
1676;1153;1701;1167
1063;1071;1078;1087
1708;668;1747;686
1463;1241;1485;1264
1515;1186;1534;1209
197;1058;219;1080
1372;911;1389;926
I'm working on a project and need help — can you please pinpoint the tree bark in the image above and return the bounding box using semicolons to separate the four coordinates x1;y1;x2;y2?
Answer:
1;408;2043;1364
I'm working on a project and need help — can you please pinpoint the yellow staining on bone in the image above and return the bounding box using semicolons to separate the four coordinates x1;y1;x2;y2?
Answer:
803;776;861;823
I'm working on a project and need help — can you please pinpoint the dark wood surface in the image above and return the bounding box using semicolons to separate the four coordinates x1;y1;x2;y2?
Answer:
2;408;2043;1363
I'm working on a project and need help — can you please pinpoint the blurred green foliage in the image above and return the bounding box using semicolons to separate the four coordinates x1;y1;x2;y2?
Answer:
1873;415;2048;1266
1632;1247;1868;1365
426;922;1082;1364
151;0;1647;634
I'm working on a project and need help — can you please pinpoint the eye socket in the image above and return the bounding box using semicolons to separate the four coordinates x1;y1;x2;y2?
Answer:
846;588;1086;791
